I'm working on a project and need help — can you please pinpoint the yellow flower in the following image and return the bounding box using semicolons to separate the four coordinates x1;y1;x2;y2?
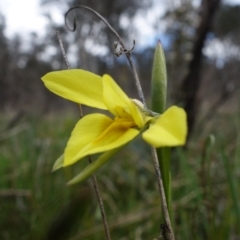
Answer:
41;69;187;167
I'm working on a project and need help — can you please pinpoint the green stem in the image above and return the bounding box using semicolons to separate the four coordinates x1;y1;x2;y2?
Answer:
157;147;172;220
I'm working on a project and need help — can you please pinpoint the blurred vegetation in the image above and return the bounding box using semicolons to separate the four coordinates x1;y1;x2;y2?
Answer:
0;104;239;239
0;0;240;239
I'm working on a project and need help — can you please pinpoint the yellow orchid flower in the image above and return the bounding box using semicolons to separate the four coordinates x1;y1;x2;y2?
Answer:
41;69;187;167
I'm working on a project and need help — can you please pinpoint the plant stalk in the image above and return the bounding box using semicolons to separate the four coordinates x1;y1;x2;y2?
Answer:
57;31;111;240
64;7;175;238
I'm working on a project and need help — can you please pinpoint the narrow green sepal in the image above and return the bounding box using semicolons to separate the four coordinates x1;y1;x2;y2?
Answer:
67;146;123;185
151;40;167;114
52;154;64;172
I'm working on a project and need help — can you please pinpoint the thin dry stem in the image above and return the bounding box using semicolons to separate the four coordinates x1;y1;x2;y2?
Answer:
56;31;111;240
87;157;112;240
56;31;71;69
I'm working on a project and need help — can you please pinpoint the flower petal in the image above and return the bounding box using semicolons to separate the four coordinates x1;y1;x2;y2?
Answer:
102;75;131;116
102;74;144;128
142;106;187;147
64;113;139;166
41;69;107;109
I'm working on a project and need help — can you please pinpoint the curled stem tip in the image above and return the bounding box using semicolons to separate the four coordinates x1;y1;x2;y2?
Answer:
65;5;122;43
64;5;146;106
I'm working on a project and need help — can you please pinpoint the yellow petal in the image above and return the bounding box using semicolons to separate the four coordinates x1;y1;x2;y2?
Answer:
64;113;139;166
130;99;145;128
142;106;187;147
64;114;112;166
102;74;144;128
41;69;107;109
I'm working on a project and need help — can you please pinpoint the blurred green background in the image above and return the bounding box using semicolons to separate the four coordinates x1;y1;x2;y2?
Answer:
0;0;240;239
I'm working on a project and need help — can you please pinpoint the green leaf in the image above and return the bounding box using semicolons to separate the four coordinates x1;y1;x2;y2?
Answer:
151;41;172;220
67;146;124;185
151;40;167;114
221;151;240;227
52;154;64;172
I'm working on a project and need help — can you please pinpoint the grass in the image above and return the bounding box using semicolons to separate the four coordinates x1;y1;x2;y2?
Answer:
0;110;239;240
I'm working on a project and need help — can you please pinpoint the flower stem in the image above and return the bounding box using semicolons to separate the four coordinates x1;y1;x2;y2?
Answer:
151;147;175;240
